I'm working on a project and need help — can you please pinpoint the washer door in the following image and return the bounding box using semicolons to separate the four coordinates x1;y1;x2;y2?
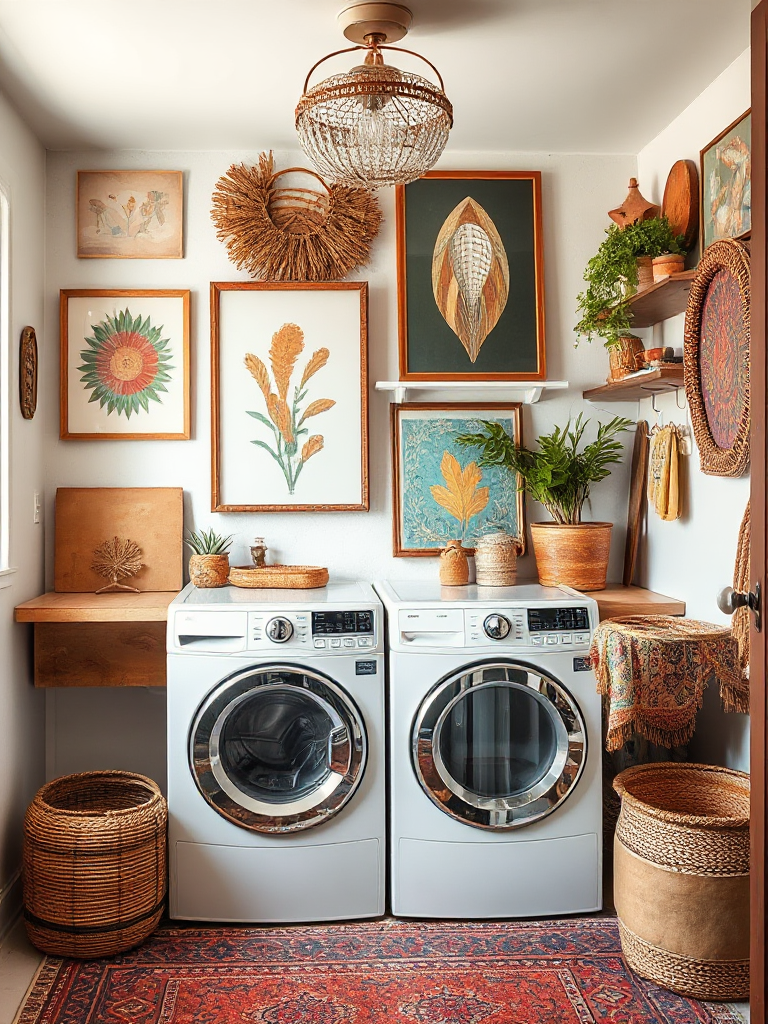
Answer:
412;661;586;830
190;664;366;833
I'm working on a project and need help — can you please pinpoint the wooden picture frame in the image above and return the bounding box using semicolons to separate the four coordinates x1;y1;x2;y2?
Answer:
211;281;369;512
77;170;183;259
700;110;751;251
391;402;524;557
396;171;546;382
60;289;191;441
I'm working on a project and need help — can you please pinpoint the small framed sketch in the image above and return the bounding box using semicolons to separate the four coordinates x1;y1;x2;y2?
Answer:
700;110;751;251
396;171;546;381
60;289;190;440
211;281;369;512
391;402;524;557
77;170;183;258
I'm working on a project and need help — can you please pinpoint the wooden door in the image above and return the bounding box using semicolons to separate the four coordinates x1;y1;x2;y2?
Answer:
752;3;767;1015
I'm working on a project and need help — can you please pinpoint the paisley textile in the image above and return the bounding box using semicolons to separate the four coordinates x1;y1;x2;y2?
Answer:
16;917;740;1024
591;616;741;751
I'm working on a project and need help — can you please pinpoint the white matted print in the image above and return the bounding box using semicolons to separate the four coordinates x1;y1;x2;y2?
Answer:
60;289;190;440
212;282;369;512
77;170;183;258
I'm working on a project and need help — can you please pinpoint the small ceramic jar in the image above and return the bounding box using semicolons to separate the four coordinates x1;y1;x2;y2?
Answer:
439;540;469;586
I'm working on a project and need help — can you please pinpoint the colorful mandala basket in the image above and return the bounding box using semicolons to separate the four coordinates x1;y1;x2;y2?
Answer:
684;238;750;477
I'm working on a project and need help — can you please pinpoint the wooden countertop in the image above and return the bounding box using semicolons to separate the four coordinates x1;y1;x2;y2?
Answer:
15;591;178;623
588;584;685;620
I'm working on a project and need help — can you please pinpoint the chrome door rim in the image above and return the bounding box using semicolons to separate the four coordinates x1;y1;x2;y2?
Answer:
191;664;366;834
412;660;587;831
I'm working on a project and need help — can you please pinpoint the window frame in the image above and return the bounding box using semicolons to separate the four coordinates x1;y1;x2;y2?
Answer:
0;179;13;587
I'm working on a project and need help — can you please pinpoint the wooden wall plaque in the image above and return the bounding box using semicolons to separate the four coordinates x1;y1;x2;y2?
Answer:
54;487;183;593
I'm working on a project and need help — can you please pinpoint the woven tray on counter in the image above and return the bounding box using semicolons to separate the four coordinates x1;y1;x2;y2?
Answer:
228;565;329;589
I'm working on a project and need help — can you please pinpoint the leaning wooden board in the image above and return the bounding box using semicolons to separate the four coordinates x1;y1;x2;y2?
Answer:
55;487;183;593
622;422;649;587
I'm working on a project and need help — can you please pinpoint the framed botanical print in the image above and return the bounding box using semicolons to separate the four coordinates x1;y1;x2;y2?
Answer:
60;289;190;440
77;170;183;258
396;171;546;381
700;110;751;251
391;402;524;556
211;281;369;512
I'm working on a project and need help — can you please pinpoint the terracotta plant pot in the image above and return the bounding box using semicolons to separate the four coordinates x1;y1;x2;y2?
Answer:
530;522;613;591
635;255;655;292
189;553;230;588
652;253;685;281
608;334;644;382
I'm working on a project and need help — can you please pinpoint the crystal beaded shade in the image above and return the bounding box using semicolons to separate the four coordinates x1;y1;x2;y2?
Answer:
295;53;453;190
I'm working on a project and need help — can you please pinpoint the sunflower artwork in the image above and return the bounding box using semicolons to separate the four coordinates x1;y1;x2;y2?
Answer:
244;323;335;495
78;308;173;418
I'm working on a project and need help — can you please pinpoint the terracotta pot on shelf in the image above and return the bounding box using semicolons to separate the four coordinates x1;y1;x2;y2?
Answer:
652;253;685;281
530;522;613;591
635;255;655;291
189;553;230;588
608;334;644;382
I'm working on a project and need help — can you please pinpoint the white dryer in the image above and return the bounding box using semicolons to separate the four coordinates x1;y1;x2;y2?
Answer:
167;581;385;923
376;580;602;920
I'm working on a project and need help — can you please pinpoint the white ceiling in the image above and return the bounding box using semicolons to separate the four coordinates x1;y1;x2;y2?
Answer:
0;0;751;154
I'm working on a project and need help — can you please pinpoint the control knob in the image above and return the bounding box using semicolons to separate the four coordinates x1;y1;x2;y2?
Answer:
266;616;294;643
483;614;511;640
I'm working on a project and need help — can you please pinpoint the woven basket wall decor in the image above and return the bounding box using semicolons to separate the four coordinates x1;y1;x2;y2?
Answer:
684;238;750;477
211;152;382;281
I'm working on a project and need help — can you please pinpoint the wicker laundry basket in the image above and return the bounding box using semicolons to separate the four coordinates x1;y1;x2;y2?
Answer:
23;771;167;958
613;762;749;1000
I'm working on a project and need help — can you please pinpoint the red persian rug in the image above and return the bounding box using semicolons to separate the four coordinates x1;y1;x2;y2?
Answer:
17;917;743;1024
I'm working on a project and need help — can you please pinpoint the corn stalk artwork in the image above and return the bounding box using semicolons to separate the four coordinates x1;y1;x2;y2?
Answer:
244;323;335;494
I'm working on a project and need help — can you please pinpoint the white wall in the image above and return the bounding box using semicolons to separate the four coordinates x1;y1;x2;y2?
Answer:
44;147;636;779
0;89;46;936
636;49;750;771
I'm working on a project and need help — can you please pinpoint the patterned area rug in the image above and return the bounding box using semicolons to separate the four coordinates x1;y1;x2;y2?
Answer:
16;917;742;1024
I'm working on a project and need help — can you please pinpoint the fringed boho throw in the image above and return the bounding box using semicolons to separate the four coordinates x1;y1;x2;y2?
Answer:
211;153;382;281
729;500;751;713
591;616;741;751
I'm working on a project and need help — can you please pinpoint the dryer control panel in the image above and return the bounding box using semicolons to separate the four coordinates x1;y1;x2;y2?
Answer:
465;606;592;648
248;608;378;652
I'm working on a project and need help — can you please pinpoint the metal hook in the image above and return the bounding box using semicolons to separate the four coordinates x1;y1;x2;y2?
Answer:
675;388;687;410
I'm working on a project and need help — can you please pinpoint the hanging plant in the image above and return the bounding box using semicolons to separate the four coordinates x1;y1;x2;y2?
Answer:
574;216;686;347
211;152;382;281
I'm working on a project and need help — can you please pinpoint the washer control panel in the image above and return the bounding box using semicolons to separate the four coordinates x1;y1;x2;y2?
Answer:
466;605;592;649
247;608;377;651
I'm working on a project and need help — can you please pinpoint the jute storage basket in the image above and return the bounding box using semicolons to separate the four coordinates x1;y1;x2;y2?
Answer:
23;771;167;958
613;762;749;1000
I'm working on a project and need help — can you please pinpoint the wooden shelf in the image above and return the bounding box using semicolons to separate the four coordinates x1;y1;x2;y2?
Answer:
624;270;696;328
583;365;684;402
588;584;685;620
15;591;177;623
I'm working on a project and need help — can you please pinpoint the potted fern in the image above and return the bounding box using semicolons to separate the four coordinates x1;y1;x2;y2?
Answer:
186;528;233;588
575;216;686;377
457;415;632;590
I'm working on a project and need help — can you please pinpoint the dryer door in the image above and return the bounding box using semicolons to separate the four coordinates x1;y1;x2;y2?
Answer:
412;661;586;830
190;664;366;833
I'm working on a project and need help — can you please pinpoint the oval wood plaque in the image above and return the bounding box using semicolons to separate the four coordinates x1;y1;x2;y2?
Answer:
662;159;699;251
19;325;38;419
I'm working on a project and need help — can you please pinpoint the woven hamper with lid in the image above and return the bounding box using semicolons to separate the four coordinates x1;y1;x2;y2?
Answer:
612;762;749;1001
23;770;167;958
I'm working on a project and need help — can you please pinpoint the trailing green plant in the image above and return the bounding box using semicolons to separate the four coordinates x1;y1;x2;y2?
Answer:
574;216;686;347
186;528;233;556
456;414;632;525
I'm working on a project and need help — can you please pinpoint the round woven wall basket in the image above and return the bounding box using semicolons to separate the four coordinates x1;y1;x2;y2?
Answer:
684;238;750;477
613;762;749;1001
211;152;382;281
23;771;167;958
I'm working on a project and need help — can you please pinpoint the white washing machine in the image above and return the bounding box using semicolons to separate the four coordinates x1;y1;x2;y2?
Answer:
167;581;385;923
376;580;602;920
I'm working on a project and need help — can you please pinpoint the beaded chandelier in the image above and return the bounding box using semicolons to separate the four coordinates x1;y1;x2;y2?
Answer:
295;3;453;190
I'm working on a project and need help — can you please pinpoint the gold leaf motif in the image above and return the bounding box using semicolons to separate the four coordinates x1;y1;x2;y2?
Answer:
300;348;330;387
244;353;271;402
430;450;489;529
432;197;510;362
269;323;304;400
300;398;335;423
301;435;324;462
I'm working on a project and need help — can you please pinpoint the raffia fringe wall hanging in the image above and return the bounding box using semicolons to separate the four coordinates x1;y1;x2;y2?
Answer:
729;499;751;713
211;152;382;281
684;238;750;477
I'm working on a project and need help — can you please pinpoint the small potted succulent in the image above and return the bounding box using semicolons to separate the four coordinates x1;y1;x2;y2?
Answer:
457;414;632;590
186;528;233;588
574;216;686;376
